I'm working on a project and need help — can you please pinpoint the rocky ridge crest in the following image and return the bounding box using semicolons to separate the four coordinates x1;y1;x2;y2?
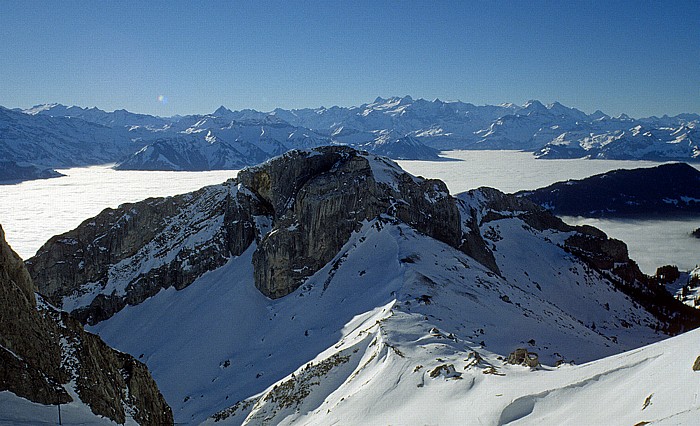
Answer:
27;147;700;333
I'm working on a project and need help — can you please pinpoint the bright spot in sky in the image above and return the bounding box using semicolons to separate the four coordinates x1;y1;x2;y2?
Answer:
157;94;168;104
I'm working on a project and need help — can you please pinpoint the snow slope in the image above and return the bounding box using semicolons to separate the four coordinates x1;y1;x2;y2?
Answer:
90;217;665;423
0;390;131;425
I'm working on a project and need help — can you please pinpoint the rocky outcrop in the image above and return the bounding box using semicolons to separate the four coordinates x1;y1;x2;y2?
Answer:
241;147;462;298
28;147;479;317
27;181;268;324
0;224;172;424
459;186;700;334
25;147;700;334
506;348;539;368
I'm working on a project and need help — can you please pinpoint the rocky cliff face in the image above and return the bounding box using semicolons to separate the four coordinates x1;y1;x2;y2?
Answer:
28;147;485;319
26;146;700;334
0;224;172;425
27;181;269;324
240;147;462;298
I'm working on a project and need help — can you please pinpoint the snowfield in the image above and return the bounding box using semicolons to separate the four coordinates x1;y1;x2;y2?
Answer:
90;218;673;424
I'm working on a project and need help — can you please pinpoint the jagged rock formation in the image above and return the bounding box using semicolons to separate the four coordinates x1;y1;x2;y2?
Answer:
29;147;486;318
0;224;172;425
27;147;700;336
27;180;268;324
506;348;539;367
239;147;462;298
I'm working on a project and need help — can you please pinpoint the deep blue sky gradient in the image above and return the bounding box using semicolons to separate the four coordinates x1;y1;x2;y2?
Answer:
1;0;698;117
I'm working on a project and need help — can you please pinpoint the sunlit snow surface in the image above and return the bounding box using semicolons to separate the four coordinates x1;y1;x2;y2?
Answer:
90;221;662;424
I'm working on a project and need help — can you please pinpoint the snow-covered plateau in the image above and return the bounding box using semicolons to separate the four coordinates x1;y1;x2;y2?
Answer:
2;146;698;425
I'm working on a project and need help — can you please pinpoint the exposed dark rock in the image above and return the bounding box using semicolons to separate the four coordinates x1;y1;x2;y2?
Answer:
506;348;539;367
693;355;700;371
244;147;462;298
429;364;461;379
692;228;700;238
28;181;266;324
25;146;700;336
0;224;173;424
655;265;680;284
460;186;700;335
0;223;69;405
518;163;700;218
28;146;492;317
562;226;700;334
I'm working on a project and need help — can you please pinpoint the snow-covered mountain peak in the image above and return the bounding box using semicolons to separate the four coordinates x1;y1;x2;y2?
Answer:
589;109;610;121
523;99;548;114
22;103;64;115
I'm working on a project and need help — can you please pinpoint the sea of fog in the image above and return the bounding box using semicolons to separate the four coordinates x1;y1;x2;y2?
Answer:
0;165;239;261
0;151;698;274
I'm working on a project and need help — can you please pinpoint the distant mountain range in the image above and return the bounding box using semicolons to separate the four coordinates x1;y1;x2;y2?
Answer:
2;97;698;182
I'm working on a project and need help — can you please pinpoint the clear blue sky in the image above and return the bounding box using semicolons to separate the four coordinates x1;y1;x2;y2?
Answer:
1;0;698;117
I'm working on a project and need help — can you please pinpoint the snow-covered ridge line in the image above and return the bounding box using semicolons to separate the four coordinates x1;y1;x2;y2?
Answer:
20;146;700;423
3;97;698;182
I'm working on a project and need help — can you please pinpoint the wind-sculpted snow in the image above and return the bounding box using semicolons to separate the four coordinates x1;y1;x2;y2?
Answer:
92;219;684;424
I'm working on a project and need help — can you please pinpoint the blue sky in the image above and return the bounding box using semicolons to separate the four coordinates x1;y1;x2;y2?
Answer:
1;0;698;117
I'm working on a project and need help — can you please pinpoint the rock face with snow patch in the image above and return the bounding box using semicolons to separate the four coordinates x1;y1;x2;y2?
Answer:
462;187;700;334
27;147;700;335
240;146;461;298
28;146;472;314
27;179;267;324
0;224;172;425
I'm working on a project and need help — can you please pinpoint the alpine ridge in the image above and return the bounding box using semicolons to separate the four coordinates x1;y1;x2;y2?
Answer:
23;146;700;424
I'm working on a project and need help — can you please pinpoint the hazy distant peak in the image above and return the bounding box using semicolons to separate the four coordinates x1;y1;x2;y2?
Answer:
213;105;233;116
589;109;609;120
